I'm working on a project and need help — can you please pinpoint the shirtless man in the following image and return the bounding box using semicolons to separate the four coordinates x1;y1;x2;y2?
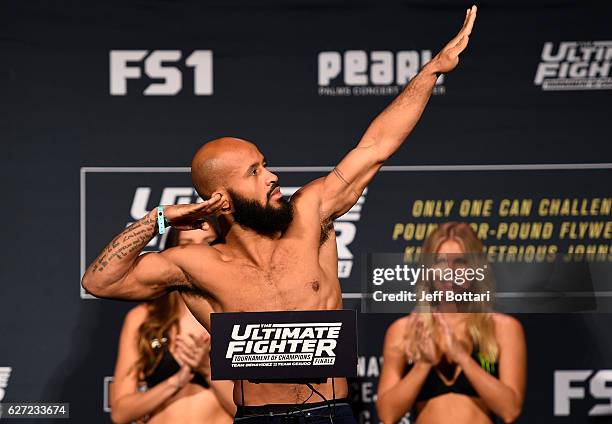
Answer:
82;6;477;422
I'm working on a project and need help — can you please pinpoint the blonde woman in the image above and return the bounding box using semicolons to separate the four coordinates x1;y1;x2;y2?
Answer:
110;225;235;423
376;222;526;424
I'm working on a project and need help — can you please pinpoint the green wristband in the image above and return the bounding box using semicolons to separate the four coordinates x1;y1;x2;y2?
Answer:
156;206;170;235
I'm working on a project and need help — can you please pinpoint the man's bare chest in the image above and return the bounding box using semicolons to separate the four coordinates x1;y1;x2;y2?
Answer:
190;246;338;311
219;257;328;309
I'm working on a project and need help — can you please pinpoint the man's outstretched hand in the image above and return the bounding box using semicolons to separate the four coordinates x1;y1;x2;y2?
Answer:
430;5;477;75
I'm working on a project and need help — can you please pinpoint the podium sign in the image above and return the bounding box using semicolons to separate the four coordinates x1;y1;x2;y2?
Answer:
210;310;357;381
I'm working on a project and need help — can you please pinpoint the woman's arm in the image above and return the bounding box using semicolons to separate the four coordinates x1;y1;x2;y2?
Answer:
110;305;194;424
208;380;237;417
175;332;237;417
376;316;433;424
438;314;527;423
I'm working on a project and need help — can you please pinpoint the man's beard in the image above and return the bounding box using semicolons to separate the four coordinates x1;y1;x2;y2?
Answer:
227;188;294;237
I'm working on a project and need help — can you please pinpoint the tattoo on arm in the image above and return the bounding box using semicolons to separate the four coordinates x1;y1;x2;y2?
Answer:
333;167;360;200
91;214;157;274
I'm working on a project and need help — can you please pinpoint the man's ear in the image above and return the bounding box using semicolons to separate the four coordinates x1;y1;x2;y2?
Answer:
212;190;232;215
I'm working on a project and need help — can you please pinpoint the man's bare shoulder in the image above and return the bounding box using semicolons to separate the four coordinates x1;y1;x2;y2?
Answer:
157;243;234;293
286;177;336;245
160;242;226;267
290;177;324;209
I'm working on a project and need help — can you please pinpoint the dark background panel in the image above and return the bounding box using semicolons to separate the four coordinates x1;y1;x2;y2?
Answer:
1;0;611;423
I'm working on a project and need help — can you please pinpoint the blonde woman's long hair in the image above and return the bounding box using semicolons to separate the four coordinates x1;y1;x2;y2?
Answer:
405;222;498;363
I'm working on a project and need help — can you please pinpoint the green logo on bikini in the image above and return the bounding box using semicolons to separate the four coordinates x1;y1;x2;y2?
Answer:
477;352;496;374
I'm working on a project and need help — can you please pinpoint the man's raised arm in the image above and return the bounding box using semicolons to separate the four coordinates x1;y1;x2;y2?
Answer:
81;194;225;300
320;6;477;219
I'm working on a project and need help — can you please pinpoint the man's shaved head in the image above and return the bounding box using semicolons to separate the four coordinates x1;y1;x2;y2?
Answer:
190;137;292;235
191;137;255;198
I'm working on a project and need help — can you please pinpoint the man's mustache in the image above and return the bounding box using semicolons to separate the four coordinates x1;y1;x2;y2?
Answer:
267;182;280;200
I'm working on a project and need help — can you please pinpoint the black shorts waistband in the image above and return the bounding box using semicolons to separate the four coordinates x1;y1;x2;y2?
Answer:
235;398;350;418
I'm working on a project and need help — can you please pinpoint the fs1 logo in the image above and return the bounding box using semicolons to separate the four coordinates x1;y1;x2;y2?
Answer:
534;41;612;91
129;185;366;278
318;50;445;96
110;50;213;95
0;367;11;401
554;370;612;416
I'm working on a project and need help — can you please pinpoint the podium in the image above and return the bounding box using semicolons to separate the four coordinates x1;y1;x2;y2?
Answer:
210;310;358;384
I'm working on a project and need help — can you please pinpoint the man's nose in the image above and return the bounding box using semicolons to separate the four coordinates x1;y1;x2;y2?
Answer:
265;168;278;185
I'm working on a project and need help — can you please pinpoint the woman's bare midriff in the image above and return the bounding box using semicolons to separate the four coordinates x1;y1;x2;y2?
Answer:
148;383;232;424
414;393;493;424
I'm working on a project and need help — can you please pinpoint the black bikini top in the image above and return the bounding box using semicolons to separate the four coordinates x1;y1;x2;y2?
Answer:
407;349;499;403
144;347;209;389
